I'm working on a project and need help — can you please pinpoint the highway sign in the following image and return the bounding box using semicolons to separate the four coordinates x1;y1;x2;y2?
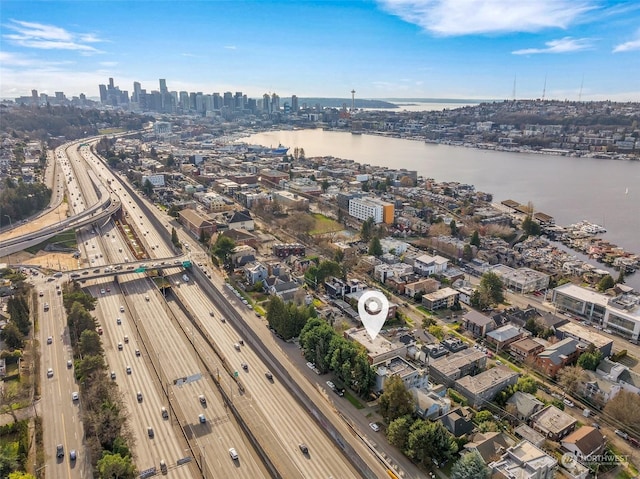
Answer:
182;260;192;268
134;267;146;273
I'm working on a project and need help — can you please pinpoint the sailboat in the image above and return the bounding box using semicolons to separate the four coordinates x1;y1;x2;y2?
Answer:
625;187;629;195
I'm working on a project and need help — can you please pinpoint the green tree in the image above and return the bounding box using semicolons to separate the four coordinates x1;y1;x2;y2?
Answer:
597;274;615;291
369;237;383;256
168;205;181;218
470;230;481;247
1;323;24;350
171;227;180;247
577;350;603;371
386;415;413;450
360;217;375;242
142;178;154;197
462;244;473;261
516;375;538;394
8;472;37;479
450;219;458;237
406;419;458;467
427;324;445;341
321;179;329;192
378;376;415;423
478;271;505;306
79;330;103;357
96;452;136;479
616;268;625;284
451;451;490;479
211;235;236;268
522;215;541;236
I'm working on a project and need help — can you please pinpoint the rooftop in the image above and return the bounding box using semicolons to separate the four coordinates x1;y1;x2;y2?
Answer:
456;366;519;394
430;348;486;377
556;322;613;349
554;283;609;307
345;327;404;358
531;405;577;434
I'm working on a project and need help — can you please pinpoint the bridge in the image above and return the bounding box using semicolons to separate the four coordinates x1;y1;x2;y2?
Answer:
64;255;192;281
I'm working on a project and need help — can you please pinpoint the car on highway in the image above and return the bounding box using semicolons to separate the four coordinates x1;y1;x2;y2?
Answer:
161;407;168;419
209;311;214;317
135;349;141;357
119;305;125;312
126;366;132;375
369;422;380;432
615;429;629;439
199;414;206;424
118;342;123;351
137;392;143;402
124;335;129;343
199;395;207;405
47;368;54;378
563;398;575;407
116;317;122;325
67;360;73;369
47;336;53;344
110;371;116;380
56;444;64;458
298;443;309;454
241;363;248;371
265;371;273;381
147;427;154;438
228;448;238;460
71;391;79;401
39;291;44;297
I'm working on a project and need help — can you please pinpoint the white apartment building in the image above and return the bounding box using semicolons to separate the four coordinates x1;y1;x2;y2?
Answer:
348;196;394;224
141;174;165;187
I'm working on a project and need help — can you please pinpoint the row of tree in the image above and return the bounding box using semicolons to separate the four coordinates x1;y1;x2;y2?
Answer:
266;296;317;341
299;318;376;396
0;295;31;350
0;179;51;228
62;284;136;478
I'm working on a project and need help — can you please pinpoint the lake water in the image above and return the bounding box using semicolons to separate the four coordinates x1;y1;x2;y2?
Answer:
242;129;640;288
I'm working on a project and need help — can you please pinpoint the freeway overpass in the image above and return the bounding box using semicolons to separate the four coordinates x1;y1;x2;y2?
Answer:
65;255;192;281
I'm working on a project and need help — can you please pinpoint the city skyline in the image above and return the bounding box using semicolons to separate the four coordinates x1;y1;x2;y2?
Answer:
1;0;640;102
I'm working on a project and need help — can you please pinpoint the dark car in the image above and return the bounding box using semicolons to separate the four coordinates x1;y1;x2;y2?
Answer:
298;443;309;454
56;444;64;458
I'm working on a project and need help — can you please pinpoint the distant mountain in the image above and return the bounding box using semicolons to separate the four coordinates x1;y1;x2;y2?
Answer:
298;98;397;109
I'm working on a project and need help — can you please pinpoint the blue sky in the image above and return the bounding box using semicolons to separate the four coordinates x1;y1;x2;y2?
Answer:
1;0;639;101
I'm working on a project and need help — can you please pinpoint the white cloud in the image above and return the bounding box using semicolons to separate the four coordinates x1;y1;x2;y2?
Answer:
512;37;593;55
613;30;640;52
377;0;596;36
99;61;118;67
224;45;237;50
3;19;104;53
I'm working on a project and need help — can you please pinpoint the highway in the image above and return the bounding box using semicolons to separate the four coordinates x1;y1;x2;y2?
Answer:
38;273;91;479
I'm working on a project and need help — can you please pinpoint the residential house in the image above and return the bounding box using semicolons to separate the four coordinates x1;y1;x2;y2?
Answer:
346;290;397;321
244;262;268;286
485;325;526;351
324;277;365;299
454;366;519;408
561;426;606;460
535;338;586;377
463;310;496;338
438;407;475;437
463;431;511;464
530;405;578;441
267;278;300;301
375;356;428;393
489;440;558;479
404;278;439;298
374;262;414;283
428;348;487;387
413;254;449;276
227;210;255;231
273;243;305;258
411;386;451;420
506;391;545;421
509;338;546;363
441;338;467;353
230;245;256;267
596;358;640;396
421;287;459;311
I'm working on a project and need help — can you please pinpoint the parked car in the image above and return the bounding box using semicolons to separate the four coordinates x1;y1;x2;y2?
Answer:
615;429;629;440
369;422;380;432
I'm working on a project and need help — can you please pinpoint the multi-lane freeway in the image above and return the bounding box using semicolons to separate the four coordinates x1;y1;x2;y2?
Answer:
26;136;391;478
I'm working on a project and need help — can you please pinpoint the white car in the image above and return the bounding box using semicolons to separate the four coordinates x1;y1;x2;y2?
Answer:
229;448;238;460
369;422;380;432
71;391;79;401
47;368;54;378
